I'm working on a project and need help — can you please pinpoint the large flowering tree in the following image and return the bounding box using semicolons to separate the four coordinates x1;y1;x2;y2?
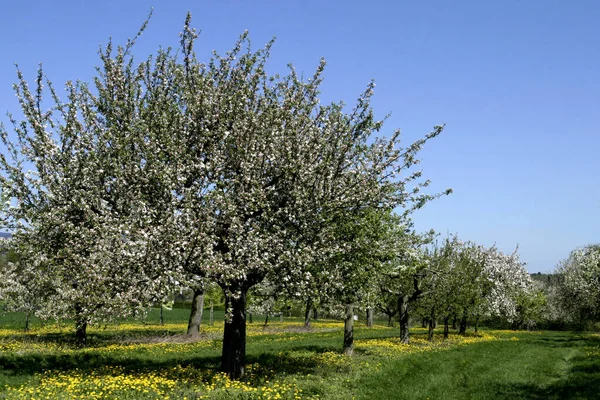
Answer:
0;22;185;343
166;15;451;378
445;239;532;334
1;13;450;377
478;245;533;325
555;244;600;327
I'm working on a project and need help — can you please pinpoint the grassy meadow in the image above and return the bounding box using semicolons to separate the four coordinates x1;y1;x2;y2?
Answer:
0;308;598;399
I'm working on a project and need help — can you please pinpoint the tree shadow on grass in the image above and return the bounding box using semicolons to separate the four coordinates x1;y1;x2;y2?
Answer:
530;336;600;360
0;341;342;384
0;329;189;348
493;367;600;399
492;335;600;400
0;351;221;376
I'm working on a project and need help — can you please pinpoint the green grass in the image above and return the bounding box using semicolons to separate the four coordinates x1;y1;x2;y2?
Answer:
354;331;600;399
0;308;598;399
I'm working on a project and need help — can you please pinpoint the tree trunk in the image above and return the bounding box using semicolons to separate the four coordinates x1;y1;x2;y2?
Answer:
452;314;457;330
187;288;205;337
474;315;480;333
24;312;30;332
422;318;427;328
388;314;394;327
343;304;354;355
443;315;450;339
304;299;312;328
459;311;468;335
366;307;374;328
398;295;410;344
75;319;87;346
221;288;248;380
248;312;253;324
74;304;87;346
209;300;214;326
160;305;164;326
313;307;318;320
427;309;435;341
263;312;269;328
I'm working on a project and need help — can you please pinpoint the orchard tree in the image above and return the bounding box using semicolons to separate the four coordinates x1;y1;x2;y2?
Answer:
450;241;489;334
379;229;436;344
302;208;406;354
441;240;532;334
555;244;600;328
416;236;460;340
512;287;546;330
476;245;533;330
412;236;533;338
0;20;186;343
164;15;451;378
0;239;41;331
375;288;399;327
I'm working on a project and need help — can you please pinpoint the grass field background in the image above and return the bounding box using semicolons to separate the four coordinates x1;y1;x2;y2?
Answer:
0;307;598;399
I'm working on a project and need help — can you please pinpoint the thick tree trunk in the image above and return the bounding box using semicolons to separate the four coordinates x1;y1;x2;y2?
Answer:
74;304;87;346
398;295;410;344
313;307;318;320
443;315;450;339
24;312;30;332
304;299;312;328
452;314;457;330
459;311;468;335
427;310;435;341
221;288;248;380
388;314;394;327
248;312;253;324
187;288;205;337
263;313;269;328
366;308;374;328
474;315;479;333
75;319;87;346
343;304;354;355
209;300;214;326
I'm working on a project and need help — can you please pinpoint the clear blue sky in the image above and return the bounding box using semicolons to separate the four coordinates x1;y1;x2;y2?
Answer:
1;1;598;273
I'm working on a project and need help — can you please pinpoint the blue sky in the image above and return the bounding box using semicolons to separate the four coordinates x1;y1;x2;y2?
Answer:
1;1;598;272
